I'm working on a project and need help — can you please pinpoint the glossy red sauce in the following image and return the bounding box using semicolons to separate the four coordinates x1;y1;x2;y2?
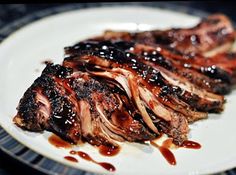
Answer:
98;162;116;172
181;140;201;149
77;151;92;161
48;134;72;149
150;141;176;166
111;109;133;128
98;145;120;157
158;146;176;165
69;150;116;172
149;100;155;109
64;156;78;163
162;138;173;149
69;150;77;155
150;138;201;166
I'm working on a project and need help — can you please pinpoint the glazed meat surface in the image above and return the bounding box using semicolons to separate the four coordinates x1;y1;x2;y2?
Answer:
14;64;156;146
13;14;236;147
95;14;235;56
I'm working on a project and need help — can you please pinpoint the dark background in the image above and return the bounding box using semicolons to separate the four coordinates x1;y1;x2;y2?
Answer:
0;2;236;28
0;2;235;175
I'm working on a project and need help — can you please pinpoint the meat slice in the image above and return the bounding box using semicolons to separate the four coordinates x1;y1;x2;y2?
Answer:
70;70;156;143
82;39;233;95
90;14;236;89
64;41;224;113
13;64;156;146
131;43;232;95
95;14;235;56
90;32;236;94
13;13;236;152
189;52;236;84
14;65;81;143
65;41;222;144
154;46;236;85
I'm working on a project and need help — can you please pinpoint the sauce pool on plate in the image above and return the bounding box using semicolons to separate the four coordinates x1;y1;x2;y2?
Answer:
181;140;201;149
98;145;120;157
48;134;72;149
68;150;116;172
64;156;78;163
150;138;201;166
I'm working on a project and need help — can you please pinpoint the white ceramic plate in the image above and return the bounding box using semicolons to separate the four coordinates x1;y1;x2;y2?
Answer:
0;6;236;175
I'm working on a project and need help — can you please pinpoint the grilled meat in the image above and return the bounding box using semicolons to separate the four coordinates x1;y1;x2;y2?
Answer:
14;64;156;146
13;14;236;148
64;40;225;113
131;44;232;95
95;14;235;56
92;27;236;94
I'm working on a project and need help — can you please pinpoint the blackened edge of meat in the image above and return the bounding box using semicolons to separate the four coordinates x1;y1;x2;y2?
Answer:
14;89;43;131
14;64;157;145
14;64;82;143
200;65;232;84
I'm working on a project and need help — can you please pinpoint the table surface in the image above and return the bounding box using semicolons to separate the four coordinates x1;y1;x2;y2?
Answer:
0;3;236;175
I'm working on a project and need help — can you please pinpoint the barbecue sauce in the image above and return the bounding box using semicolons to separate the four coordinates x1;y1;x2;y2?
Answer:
149;100;155;110
50;41;203;169
51;130;200;169
162;138;174;149
78;151;115;171
181;140;201;149
111;109;133;129
98;145;120;157
64;156;78;163
69;150;116;172
48;134;72;149
70;150;77;155
151;138;201;166
150;141;176;165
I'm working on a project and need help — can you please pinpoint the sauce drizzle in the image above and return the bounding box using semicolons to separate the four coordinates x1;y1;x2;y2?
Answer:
150;141;176;165
181;140;201;149
69;150;77;155
64;156;78;163
149;100;155;110
150;138;201;166
162;138;173;149
69;150;116;172
77;151;115;172
98;145;120;157
48;134;72;149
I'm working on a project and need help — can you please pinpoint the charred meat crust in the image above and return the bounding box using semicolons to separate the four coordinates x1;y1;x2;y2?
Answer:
14;64;156;145
13;14;236;147
14;66;82;143
14;89;43;131
64;40;225;112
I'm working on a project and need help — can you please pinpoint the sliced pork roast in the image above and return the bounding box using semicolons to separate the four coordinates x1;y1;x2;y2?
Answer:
95;14;235;56
13;14;236;147
14;64;157;146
